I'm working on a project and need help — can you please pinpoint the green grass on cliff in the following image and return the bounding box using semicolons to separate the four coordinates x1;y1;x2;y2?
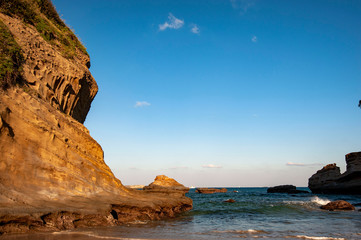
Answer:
0;0;88;59
0;21;24;90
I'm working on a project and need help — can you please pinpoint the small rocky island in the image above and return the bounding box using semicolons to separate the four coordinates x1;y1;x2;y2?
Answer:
308;152;361;194
0;0;191;234
195;188;227;194
267;185;309;194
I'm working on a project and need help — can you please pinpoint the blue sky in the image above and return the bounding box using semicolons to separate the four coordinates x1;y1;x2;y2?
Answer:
52;0;361;187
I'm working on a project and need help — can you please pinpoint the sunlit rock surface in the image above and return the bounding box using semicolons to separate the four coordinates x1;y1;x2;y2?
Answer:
0;4;192;235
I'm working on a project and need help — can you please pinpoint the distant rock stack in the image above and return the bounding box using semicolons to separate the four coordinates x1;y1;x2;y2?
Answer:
308;152;361;194
267;185;308;194
195;188;228;194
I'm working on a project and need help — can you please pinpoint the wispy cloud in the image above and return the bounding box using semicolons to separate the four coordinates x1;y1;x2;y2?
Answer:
191;24;200;34
202;164;222;168
230;0;255;15
169;166;189;170
134;101;151;108
286;162;323;167
251;35;257;42
159;13;184;31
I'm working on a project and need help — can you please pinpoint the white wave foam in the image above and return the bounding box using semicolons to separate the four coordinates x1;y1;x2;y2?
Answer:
311;196;330;205
212;229;267;234
283;200;306;205
52;231;144;240
289;235;345;240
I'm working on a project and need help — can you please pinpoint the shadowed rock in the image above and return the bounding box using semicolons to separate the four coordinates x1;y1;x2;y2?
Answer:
308;152;361;194
267;185;309;194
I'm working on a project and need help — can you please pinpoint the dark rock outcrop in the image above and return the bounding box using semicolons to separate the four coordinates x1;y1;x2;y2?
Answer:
195;188;227;194
320;200;355;211
0;1;192;235
267;185;309;194
308;152;361;194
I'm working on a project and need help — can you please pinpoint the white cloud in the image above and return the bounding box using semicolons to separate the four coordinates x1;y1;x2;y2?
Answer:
230;0;255;15
134;101;151;108
252;35;257;42
159;13;184;31
202;164;222;168
286;162;323;167
191;24;200;34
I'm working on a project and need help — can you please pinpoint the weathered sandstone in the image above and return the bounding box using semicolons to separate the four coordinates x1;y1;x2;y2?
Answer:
308;152;361;194
0;13;96;124
125;185;145;189
0;1;192;235
144;175;190;193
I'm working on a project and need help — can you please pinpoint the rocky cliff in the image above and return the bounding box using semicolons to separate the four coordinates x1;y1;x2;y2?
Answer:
0;0;192;234
308;152;361;194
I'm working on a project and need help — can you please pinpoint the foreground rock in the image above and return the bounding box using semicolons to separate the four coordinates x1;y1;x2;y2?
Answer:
267;185;309;194
320;200;355;211
308;152;361;194
195;188;227;194
0;2;191;235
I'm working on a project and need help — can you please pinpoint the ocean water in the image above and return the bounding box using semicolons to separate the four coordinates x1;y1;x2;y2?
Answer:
4;188;361;240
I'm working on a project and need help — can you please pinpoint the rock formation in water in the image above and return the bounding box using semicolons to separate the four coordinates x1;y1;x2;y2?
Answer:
267;185;309;194
141;175;191;210
308;152;361;194
0;0;192;235
144;175;190;193
320;200;355;211
195;188;227;194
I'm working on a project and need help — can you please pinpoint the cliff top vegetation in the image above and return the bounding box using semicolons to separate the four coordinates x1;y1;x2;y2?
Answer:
0;0;88;89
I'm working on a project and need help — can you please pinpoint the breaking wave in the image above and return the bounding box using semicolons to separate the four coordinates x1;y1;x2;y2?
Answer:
310;196;331;205
211;229;267;234
285;235;345;240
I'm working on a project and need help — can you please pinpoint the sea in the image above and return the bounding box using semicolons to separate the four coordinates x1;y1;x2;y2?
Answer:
3;188;361;240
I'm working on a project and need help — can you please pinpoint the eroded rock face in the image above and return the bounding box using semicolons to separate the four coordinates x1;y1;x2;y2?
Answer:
143;175;190;193
308;152;361;194
0;88;126;203
0;5;192;235
0;13;97;124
